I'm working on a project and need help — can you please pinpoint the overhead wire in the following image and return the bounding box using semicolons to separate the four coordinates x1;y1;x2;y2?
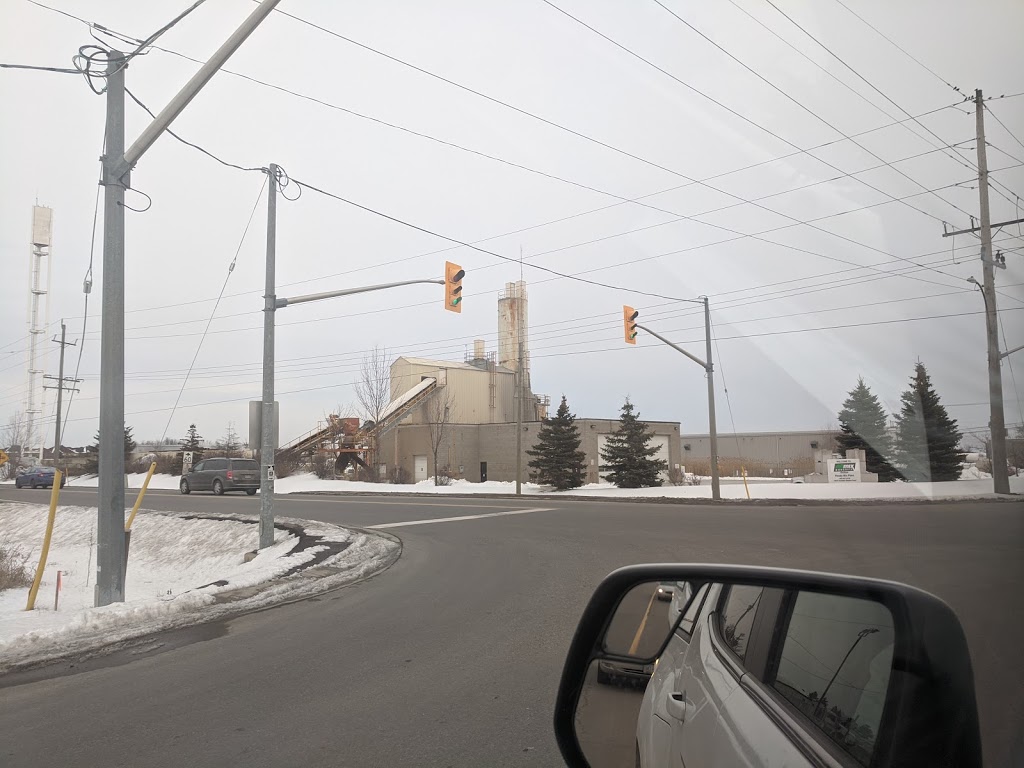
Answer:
828;0;965;96
46;304;1024;428
757;0;1024;210
156;172;269;441
273;1;979;287
59;124;106;448
646;0;977;225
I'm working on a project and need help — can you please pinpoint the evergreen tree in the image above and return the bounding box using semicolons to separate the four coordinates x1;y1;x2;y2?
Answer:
600;398;668;488
527;395;587;490
175;423;204;475
893;362;962;481
84;425;136;475
836;377;898;482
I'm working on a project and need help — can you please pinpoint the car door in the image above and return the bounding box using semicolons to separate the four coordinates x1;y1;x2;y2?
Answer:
190;461;208;490
637;583;710;767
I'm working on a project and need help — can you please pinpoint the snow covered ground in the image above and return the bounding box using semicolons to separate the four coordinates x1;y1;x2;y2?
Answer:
0;503;398;671
28;470;1021;500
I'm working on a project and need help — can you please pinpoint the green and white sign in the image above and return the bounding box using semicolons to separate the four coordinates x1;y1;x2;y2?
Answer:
828;459;861;483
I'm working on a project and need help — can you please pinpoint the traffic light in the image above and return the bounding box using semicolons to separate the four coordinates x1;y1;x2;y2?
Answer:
623;305;638;344
445;261;464;313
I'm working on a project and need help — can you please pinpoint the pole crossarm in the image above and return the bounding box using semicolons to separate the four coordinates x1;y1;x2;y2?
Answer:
942;216;1024;237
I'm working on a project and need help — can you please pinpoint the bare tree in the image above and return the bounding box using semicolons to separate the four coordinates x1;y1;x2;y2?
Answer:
354;346;393;477
355;345;393;426
425;388;453;486
1;410;30;477
215;421;242;458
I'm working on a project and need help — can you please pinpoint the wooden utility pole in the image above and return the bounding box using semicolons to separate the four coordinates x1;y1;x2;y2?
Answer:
974;90;1010;494
42;320;80;467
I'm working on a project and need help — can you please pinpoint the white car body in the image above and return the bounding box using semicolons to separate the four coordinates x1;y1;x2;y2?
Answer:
637;584;816;768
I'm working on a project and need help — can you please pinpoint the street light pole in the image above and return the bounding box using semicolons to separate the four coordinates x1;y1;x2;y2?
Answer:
634;302;721;501
259;164;278;550
256;227;454;547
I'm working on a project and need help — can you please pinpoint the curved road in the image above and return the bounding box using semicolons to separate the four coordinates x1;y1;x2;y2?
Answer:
0;487;1021;767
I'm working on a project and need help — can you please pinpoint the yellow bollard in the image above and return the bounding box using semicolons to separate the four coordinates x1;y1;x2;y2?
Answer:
125;462;157;532
741;466;751;499
25;470;62;611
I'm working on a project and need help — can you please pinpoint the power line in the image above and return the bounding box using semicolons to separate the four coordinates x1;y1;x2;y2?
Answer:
120;61;975;295
56;287;1005;397
60;124;106;442
157;173;268;441
829;0;965;96
757;0;1024;210
286;174;701;303
647;0;977;225
270;2;978;265
47;304;1024;425
25;2;982;299
984;103;1024;155
124;87;264;173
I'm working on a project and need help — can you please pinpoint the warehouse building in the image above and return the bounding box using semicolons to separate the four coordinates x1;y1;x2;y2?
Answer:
680;429;837;476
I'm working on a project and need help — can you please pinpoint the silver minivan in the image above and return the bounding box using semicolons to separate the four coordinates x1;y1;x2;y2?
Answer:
179;457;259;495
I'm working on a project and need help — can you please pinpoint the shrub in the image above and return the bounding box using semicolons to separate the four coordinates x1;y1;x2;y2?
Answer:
311;452;333;480
274;450;301;479
390;466;411;485
0;545;32;591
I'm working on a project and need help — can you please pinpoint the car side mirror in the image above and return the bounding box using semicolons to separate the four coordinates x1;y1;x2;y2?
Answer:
554;565;981;768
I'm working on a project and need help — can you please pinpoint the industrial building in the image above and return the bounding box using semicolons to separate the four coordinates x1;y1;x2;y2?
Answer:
284;280;683;484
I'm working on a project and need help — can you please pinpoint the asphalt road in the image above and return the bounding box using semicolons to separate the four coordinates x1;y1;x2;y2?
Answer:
0;486;1021;767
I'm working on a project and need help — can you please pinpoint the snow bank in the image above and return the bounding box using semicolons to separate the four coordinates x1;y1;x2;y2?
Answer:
0;503;399;671
271;472;1023;501
39;470;1022;501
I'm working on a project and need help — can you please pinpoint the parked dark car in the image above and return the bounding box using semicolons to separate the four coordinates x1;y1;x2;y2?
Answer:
15;466;66;489
179;457;259;495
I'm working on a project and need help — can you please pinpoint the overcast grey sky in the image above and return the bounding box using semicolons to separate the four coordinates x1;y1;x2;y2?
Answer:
2;0;1022;450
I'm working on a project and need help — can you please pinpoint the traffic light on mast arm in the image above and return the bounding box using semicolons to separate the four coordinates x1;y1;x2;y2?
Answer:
445;261;465;313
623;305;639;344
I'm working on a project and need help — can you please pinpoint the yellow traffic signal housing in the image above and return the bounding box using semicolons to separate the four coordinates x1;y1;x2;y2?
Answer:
623;305;639;344
445;261;464;313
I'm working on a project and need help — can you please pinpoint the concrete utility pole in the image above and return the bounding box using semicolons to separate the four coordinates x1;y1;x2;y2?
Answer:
975;89;1010;495
704;297;721;501
96;50;127;607
515;335;524;495
43;321;79;467
95;1;282;605
259;163;278;550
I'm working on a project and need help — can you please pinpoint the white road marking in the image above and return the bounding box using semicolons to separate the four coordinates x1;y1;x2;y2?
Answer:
56;487;523;509
368;507;556;529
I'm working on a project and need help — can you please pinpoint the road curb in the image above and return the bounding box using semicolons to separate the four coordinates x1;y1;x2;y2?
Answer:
0;508;401;679
282;489;1022;506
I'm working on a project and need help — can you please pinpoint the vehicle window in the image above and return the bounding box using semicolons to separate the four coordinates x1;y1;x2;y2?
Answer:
207;459;228;470
770;592;895;767
719;585;763;662
231;459;258;470
678;583;710;637
192;461;205;472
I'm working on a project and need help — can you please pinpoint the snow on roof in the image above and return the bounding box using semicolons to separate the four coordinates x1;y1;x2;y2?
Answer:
379;377;436;423
395;356;514;374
